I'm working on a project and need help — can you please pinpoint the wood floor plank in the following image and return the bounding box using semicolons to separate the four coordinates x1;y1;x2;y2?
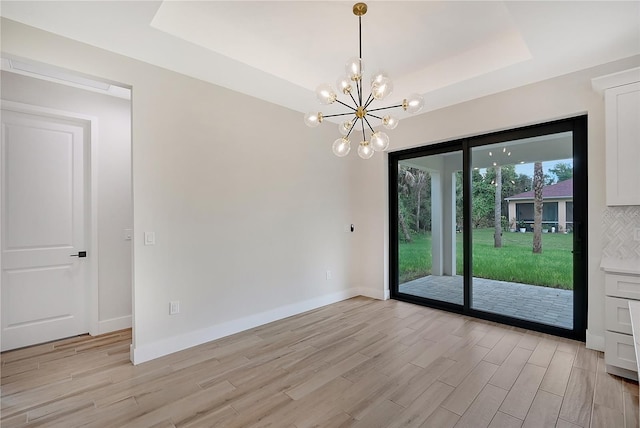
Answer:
344;363;423;421
438;345;491;387
555;419;583;428
285;352;368;400
573;346;598;372
521;389;562;428
488;347;532;391
623;391;640;428
498;363;546;420
483;332;522;366
527;338;558;368
387;381;454;428
558;367;595;427
441;360;499;416
594;354;624;412
591;403;624;428
0;297;630;428
516;333;541;351
476;326;508;350
353;399;404;428
487;411;523;428
389;357;456;408
419;406;459;428
539;350;575;396
454;384;509;428
411;334;461;368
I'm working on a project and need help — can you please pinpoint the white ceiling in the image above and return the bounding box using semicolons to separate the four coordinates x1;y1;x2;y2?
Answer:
2;1;639;119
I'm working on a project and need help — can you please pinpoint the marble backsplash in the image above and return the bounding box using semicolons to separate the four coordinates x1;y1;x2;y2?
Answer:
602;206;640;260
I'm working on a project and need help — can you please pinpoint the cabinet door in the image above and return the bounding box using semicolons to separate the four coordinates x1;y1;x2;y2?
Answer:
605;82;640;206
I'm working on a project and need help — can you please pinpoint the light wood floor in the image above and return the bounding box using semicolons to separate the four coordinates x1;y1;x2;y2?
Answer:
1;297;638;427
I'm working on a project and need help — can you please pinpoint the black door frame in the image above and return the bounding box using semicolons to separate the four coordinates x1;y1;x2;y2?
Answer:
389;116;587;341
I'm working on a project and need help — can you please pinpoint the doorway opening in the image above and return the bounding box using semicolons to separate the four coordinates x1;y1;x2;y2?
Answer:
390;117;587;340
0;58;133;352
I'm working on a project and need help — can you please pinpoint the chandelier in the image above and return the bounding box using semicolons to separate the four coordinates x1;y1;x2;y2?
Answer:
304;2;424;159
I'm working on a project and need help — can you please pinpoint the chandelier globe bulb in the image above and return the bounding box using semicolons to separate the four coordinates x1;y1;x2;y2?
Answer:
382;115;398;130
338;120;353;136
370;131;390;152
304;112;323;128
316;83;337;105
336;76;353;95
403;93;425;113
332;137;351;157
371;76;393;100
357;141;374;159
345;57;364;81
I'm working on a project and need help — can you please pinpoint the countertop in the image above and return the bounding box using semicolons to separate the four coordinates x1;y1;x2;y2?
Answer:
601;257;640;275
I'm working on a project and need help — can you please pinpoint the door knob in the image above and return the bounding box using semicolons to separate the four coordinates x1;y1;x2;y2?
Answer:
70;251;87;258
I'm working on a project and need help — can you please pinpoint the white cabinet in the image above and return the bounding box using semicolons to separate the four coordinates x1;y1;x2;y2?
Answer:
602;262;640;380
592;68;640;206
605;82;640;205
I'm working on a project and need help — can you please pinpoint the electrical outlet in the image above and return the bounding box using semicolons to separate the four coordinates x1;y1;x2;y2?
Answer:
634;227;640;242
170;301;180;315
326;270;332;280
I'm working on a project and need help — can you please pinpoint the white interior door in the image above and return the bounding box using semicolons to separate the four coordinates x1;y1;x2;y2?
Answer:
1;107;89;351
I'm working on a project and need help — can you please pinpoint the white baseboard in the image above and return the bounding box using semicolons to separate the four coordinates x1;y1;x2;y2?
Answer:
132;288;361;365
97;315;132;335
356;287;389;301
586;330;605;351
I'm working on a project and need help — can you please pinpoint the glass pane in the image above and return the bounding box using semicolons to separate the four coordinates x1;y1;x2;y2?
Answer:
397;151;463;305
470;132;574;329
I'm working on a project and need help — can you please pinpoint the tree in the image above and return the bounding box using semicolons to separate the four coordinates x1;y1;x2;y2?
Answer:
472;169;494;228
549;162;573;182
494;166;502;248
397;166;414;242
533;162;544;253
411;170;428;232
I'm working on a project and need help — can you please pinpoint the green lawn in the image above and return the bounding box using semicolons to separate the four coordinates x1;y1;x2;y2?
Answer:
399;228;573;289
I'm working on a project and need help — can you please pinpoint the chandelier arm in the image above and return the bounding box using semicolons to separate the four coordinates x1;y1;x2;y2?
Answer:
363;116;375;133
367;113;382;120
349;92;359;107
363;94;374;109
323;112;359;118
367;104;403;113
361;119;366;142
335;99;357;111
345;116;358;138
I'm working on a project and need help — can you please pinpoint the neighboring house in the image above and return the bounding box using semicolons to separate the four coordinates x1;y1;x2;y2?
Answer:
505;178;573;232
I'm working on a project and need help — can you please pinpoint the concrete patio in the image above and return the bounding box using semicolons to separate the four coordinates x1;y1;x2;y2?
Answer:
399;275;573;329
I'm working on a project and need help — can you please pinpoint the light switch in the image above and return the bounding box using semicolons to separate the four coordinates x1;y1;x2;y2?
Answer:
144;232;156;246
124;229;133;241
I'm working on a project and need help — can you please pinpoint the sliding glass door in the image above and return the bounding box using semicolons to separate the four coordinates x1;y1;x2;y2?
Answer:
389;117;587;340
396;149;463;307
470;132;574;329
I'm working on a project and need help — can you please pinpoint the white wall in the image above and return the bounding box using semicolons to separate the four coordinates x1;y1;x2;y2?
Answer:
5;17;639;361
1;18;363;363
351;54;640;351
1;71;133;334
